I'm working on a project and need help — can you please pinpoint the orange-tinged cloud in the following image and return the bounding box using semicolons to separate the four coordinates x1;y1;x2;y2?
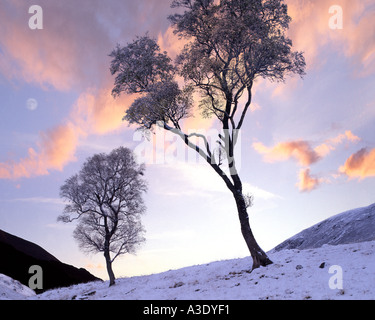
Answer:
0;148;46;180
297;168;322;192
254;131;360;166
40;123;80;170
315;131;361;157
254;130;362;192
72;88;133;136
339;148;375;179
287;0;375;75
253;140;320;166
158;26;186;61
0;85;134;180
0;1;104;91
0;0;371;181
0;122;80;179
0;1;175;180
267;0;375;98
330;130;361;144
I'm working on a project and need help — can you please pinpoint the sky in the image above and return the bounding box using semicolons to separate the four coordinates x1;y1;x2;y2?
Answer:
0;0;374;281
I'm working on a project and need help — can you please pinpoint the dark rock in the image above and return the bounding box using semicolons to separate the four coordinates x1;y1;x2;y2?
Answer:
170;281;184;288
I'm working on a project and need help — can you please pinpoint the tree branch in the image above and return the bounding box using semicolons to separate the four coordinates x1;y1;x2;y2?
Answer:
162;122;235;191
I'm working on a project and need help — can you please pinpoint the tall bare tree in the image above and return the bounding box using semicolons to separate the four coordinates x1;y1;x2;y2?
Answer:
58;147;147;286
110;0;305;270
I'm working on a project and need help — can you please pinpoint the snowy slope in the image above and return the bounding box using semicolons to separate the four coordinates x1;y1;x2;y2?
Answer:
29;240;375;300
274;203;375;251
0;274;36;300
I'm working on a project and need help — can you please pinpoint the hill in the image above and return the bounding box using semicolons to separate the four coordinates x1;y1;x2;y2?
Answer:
0;229;101;293
273;202;375;252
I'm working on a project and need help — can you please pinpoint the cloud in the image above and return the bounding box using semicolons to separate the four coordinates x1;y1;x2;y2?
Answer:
253;131;360;166
0;0;173;91
85;263;105;271
40;123;80;170
0;148;47;179
0;1;104;91
253;140;321;166
315;131;361;157
0;84;137;180
157;26;186;61
263;0;375;99
287;0;375;75
339;148;375;179
0;0;173;180
297;168;322;192
0;122;81;179
253;131;361;192
0;0;371;182
71;87;134;136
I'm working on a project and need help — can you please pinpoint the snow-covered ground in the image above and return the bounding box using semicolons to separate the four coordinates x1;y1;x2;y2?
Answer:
0;274;36;300
24;240;374;300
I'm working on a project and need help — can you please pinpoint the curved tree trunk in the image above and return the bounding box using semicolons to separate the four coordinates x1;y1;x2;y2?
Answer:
104;251;116;287
175;123;272;270
233;190;273;270
104;240;116;286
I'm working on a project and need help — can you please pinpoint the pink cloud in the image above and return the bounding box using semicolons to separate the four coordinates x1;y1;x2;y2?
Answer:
287;0;375;75
157;26;187;62
314;131;361;157
0;1;105;90
0;0;173;180
339;148;375;179
71;87;135;136
253;131;360;166
0;0;372;181
253;130;361;192
253;140;321;166
0;84;136;180
0;0;172;91
297;168;322;192
0;122;80;179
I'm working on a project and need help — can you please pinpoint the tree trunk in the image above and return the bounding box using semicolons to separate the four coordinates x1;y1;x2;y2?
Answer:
233;190;273;270
175;121;272;270
104;242;116;286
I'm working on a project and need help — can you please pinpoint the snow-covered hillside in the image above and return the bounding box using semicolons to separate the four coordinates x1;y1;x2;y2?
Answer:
3;203;374;301
0;274;36;300
274;203;375;251
29;240;375;300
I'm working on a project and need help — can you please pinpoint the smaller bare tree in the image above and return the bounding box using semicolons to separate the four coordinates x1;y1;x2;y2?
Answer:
58;147;147;286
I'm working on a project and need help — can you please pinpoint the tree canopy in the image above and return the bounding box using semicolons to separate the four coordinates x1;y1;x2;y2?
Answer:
59;147;147;285
110;0;306;270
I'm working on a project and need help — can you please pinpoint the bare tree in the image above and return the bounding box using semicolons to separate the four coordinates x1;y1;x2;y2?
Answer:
58;147;147;286
110;0;305;270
